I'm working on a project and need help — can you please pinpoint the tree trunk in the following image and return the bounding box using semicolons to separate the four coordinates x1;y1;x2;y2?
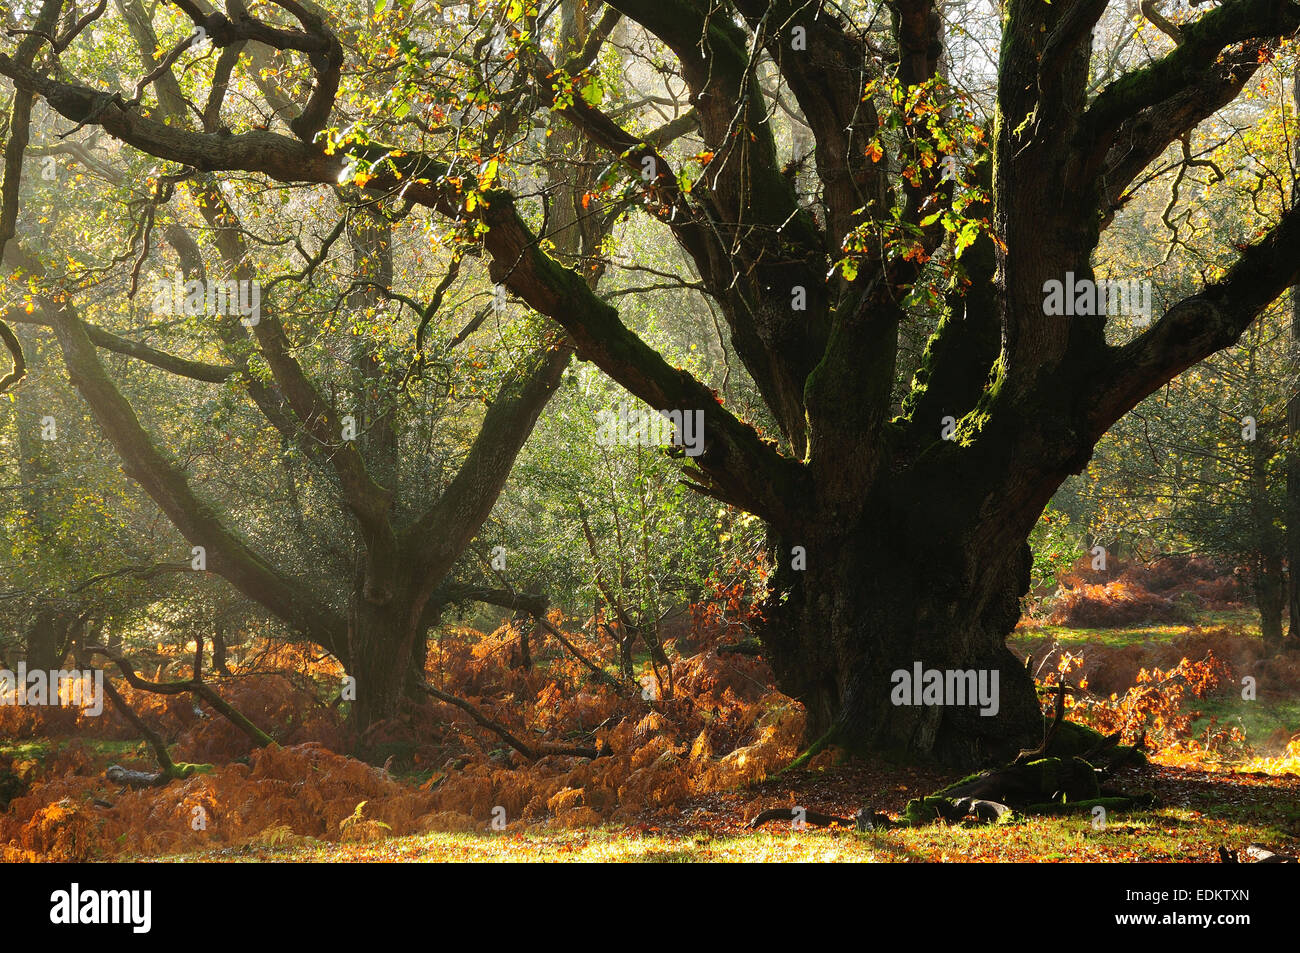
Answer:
1289;60;1300;642
1256;554;1287;654
1289;370;1300;640
212;623;231;676
517;616;532;671
761;502;1043;767
348;595;422;731
1251;429;1286;653
24;606;69;672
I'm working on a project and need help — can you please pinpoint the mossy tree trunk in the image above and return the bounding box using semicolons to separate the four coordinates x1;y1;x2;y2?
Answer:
764;526;1043;764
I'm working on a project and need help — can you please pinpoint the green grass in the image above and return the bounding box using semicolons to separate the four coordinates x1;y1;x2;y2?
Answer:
1190;695;1300;750
1011;608;1260;650
144;804;1295;863
1;736;145;763
1011;607;1296;755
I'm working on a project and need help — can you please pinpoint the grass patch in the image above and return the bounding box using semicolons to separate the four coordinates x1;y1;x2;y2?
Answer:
1;736;152;764
1189;696;1300;751
1012;609;1261;650
144;804;1294;863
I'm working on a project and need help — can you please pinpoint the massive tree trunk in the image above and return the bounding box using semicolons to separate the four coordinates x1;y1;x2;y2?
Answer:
763;479;1043;763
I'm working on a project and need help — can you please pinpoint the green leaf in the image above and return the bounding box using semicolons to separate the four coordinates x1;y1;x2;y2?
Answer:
579;75;604;106
953;221;979;258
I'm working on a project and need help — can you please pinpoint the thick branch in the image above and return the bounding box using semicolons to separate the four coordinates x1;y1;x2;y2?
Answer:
0;318;24;393
0;0;64;393
1091;199;1300;442
98;675;179;778
1081;0;1300;149
4;305;235;382
0;52;807;526
1094;42;1268;214
436;583;548;615
88;642;277;748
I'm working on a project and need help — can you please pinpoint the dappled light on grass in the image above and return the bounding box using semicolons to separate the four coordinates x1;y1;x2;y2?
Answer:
1203;739;1300;777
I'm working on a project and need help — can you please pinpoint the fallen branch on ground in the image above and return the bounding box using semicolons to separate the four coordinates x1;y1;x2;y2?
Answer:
420;682;599;761
86;639;276;748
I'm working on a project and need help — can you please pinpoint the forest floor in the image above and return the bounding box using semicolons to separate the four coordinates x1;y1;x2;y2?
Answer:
5;584;1300;862
148;760;1300;863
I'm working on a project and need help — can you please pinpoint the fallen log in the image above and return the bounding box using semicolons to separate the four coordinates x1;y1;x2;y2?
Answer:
898;710;1150;826
104;765;168;790
748;807;872;830
104;761;212;792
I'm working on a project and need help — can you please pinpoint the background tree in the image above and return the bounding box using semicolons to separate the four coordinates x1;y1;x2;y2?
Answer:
0;0;613;730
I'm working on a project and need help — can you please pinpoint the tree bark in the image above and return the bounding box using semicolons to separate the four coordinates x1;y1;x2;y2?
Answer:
1256;554;1286;654
348;592;422;730
763;490;1043;765
1251;429;1287;652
